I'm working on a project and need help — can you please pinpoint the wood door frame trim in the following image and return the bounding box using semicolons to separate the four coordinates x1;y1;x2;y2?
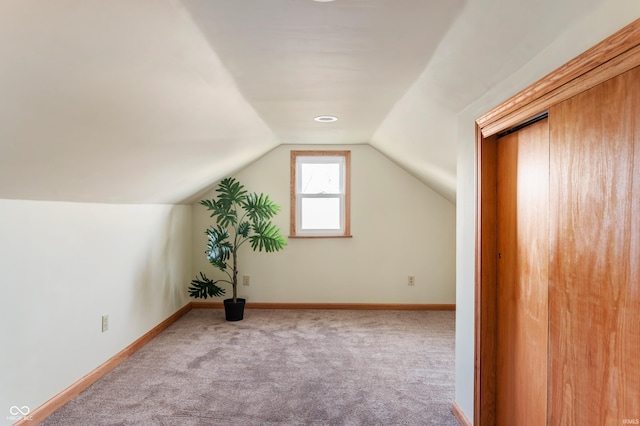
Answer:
473;18;640;426
477;18;640;135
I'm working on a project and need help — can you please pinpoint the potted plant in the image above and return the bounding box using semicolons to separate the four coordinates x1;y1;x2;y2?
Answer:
188;177;287;321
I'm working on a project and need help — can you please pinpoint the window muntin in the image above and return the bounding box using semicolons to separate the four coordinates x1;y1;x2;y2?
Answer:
290;150;351;237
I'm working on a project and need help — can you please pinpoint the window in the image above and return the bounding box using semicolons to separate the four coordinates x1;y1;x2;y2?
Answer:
290;150;351;237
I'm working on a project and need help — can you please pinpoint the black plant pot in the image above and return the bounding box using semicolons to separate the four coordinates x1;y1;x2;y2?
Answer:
223;298;246;321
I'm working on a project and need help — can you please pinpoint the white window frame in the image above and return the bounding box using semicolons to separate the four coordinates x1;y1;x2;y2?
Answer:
290;150;351;238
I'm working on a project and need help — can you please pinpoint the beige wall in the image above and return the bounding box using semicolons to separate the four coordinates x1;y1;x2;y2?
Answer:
0;200;191;426
192;144;456;304
454;2;640;420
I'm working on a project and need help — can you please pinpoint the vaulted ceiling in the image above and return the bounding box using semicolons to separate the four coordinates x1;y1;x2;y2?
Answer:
0;0;610;204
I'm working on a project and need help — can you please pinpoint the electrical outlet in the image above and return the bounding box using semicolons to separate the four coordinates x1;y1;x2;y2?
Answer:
101;315;109;332
243;275;250;286
408;276;415;286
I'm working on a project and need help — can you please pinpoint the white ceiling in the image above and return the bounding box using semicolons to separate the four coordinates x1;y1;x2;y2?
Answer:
0;0;612;204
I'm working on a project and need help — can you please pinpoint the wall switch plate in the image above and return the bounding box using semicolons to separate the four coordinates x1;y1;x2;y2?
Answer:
243;275;250;286
101;315;109;332
408;276;415;286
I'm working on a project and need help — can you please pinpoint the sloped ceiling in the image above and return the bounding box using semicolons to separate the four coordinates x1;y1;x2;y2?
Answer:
0;0;612;204
372;0;610;202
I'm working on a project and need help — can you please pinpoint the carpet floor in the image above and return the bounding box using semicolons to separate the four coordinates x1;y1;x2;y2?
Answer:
41;309;458;425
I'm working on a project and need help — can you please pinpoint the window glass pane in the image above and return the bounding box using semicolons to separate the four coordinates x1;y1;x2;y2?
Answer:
300;163;340;194
301;198;341;229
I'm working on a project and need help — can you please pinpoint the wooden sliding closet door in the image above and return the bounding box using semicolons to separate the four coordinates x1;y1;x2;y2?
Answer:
496;118;549;426
548;66;640;425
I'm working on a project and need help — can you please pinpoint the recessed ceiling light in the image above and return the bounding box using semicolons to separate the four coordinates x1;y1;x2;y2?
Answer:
314;115;338;123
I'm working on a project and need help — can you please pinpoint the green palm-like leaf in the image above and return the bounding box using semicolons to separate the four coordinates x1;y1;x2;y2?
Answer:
237;221;250;238
190;178;286;302
243;193;281;222
188;272;226;299
199;199;217;211
200;198;237;228
250;221;287;252
204;178;247;228
216;177;247;208
205;225;232;270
